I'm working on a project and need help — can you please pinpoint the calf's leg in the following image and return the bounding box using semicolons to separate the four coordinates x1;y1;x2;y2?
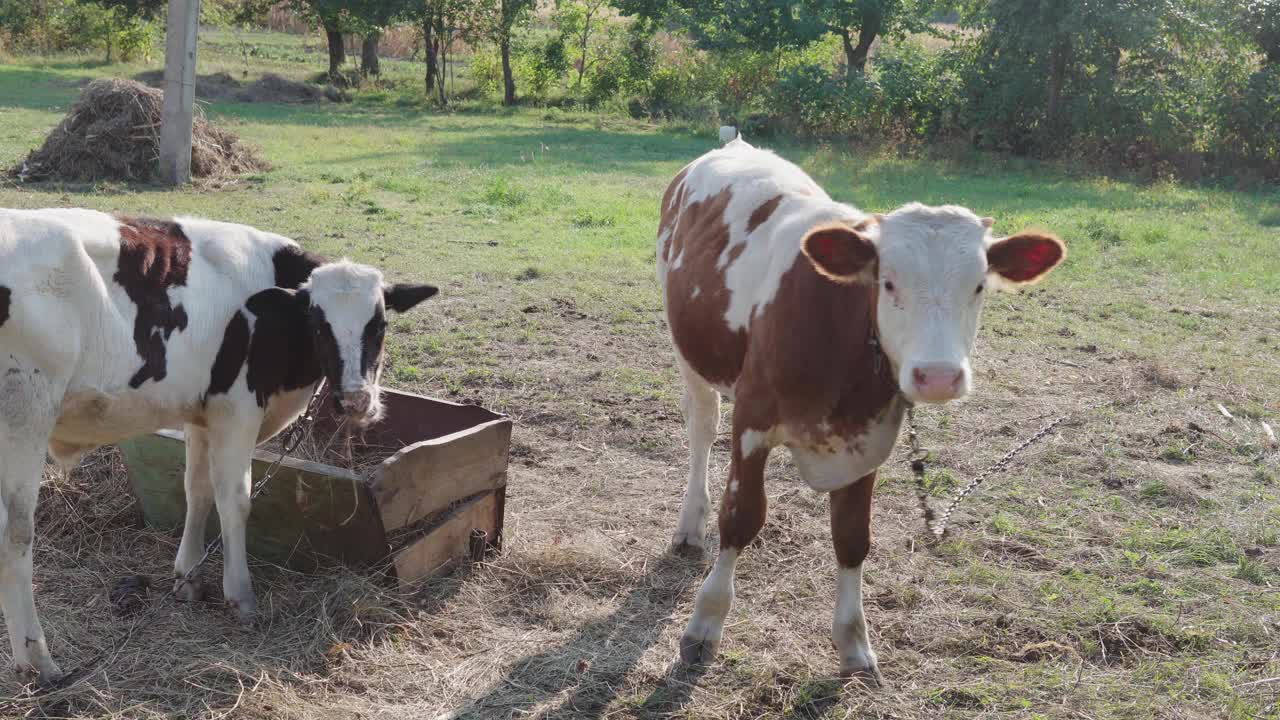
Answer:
205;416;260;621
0;365;61;682
679;428;768;664
671;360;720;551
830;472;881;685
173;423;212;600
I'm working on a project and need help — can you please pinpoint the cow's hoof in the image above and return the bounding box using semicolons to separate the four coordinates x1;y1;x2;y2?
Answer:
14;659;63;688
670;534;707;558
678;631;719;665
225;596;257;623
173;574;204;602
840;664;884;689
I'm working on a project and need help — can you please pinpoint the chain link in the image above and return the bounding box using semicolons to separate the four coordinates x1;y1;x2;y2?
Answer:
907;402;1069;542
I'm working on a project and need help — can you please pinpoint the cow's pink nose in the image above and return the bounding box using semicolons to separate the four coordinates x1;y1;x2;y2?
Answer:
910;364;965;403
337;391;372;416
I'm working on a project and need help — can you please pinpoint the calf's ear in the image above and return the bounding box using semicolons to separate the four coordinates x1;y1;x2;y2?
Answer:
800;220;879;285
383;283;439;313
986;231;1066;287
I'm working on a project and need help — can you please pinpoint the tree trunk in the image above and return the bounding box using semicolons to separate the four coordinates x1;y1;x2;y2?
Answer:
500;33;516;105
423;17;438;97
361;31;381;76
325;25;346;79
838;12;882;78
1044;38;1071;145
575;9;593;89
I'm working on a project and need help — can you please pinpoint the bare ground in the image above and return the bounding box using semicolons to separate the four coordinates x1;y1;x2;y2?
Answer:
4;282;1279;719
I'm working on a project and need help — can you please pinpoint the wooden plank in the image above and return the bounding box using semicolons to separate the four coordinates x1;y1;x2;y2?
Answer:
370;418;512;531
119;431;386;570
392;492;499;584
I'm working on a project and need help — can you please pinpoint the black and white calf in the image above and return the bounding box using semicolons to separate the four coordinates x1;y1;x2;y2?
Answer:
0;208;437;682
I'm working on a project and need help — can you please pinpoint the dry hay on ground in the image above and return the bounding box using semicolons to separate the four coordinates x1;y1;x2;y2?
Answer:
8;78;269;184
133;70;347;104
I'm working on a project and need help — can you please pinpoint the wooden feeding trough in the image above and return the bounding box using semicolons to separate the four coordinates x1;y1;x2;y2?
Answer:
118;389;512;584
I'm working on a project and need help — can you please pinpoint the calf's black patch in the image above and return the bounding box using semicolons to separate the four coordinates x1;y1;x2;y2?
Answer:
360;308;385;378
206;311;250;398
114;217;192;388
244;288;323;408
271;245;325;289
0;286;10;328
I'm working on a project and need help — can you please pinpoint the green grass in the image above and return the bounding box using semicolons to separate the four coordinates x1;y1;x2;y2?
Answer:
2;32;1280;720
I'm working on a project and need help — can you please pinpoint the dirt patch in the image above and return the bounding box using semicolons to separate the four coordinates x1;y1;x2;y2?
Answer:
8;78;269;184
133;70;348;104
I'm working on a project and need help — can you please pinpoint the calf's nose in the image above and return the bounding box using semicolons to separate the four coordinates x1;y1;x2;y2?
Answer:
910;364;966;403
337;391;372;417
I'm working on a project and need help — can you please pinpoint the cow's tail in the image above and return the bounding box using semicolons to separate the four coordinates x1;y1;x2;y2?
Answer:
718;125;741;145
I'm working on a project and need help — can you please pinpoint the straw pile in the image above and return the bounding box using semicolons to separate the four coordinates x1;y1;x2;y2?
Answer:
8;78;269;184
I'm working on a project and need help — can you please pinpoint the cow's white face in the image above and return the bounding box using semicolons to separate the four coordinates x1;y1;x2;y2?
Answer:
801;203;1064;404
303;262;437;424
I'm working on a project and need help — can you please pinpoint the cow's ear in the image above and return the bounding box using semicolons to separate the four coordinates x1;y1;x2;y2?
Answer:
801;221;878;284
986;231;1065;288
383;283;438;313
246;287;304;317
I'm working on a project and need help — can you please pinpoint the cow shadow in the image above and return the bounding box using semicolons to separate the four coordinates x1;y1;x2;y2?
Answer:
448;550;707;719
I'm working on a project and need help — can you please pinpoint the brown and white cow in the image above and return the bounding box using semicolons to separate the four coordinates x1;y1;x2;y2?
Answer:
0;209;437;683
657;138;1064;683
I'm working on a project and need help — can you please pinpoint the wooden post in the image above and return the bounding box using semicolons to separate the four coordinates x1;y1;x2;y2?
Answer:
159;0;200;185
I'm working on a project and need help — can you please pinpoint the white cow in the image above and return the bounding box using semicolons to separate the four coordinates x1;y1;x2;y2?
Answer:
0;208;437;683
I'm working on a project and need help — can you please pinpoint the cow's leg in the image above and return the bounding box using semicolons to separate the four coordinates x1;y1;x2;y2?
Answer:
679;427;768;664
206;416;260;621
173;423;212;601
0;367;61;683
830;472;881;686
671;360;720;551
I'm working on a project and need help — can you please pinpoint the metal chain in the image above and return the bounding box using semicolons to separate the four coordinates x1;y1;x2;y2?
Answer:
907;402;1070;542
34;381;327;696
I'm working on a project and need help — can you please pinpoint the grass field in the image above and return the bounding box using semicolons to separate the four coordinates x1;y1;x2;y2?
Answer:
1;35;1279;719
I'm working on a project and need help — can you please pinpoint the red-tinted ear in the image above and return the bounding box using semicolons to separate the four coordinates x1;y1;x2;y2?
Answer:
801;222;878;284
986;231;1065;286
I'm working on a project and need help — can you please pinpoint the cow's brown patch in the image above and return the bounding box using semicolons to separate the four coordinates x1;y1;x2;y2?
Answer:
830;473;876;568
664;187;748;388
0;286;10;328
657;167;691;264
718;439;769;551
746;194;784;234
745;256;896;440
113;217;192;388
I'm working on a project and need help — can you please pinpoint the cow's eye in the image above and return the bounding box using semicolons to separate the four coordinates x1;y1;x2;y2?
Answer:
883;280;895;293
975;284;985;295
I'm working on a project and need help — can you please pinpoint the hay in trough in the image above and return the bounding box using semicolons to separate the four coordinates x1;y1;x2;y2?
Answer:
8;78;269;184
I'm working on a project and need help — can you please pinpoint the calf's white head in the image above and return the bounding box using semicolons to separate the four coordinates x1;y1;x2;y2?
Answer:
801;203;1064;404
303;262;437;424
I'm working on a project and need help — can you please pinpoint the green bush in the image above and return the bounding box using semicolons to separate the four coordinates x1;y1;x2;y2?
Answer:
1221;65;1280;176
0;0;158;60
769;63;884;137
873;40;967;140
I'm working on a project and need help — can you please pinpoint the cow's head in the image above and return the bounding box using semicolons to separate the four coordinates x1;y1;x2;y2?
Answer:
801;203;1064;404
302;262;437;424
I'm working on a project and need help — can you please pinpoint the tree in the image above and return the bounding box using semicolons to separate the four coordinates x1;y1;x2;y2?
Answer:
554;0;609;89
292;0;403;79
614;0;934;78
